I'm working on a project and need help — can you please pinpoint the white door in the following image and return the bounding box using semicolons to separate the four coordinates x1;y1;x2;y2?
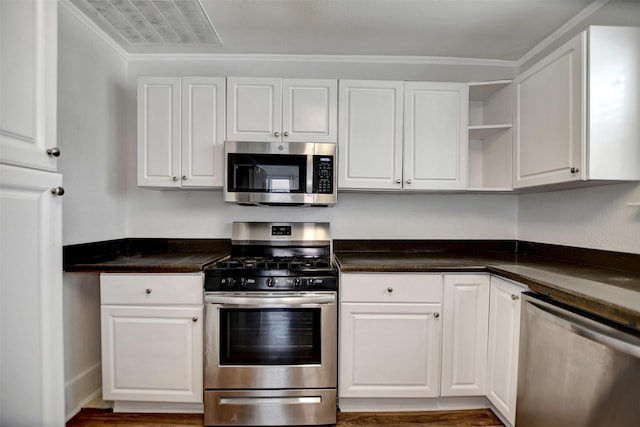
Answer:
339;302;441;398
226;77;282;142
181;77;226;187
0;164;64;426
513;33;585;188
282;79;337;142
0;0;58;172
441;274;489;396
404;82;468;190
101;305;203;403
487;277;524;426
338;80;404;190
137;77;181;187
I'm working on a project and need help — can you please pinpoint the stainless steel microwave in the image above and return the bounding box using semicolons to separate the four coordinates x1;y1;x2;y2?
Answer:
224;141;337;206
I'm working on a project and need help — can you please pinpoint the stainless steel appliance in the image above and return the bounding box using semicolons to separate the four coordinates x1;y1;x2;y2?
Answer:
517;293;640;427
224;141;337;206
204;222;338;426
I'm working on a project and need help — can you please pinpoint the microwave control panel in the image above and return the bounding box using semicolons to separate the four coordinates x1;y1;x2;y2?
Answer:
312;156;334;194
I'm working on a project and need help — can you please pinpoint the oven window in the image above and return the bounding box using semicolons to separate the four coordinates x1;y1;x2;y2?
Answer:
227;154;307;193
219;308;321;365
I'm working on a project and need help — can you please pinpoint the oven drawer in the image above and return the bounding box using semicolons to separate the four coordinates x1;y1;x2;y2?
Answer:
100;273;203;305
340;273;443;303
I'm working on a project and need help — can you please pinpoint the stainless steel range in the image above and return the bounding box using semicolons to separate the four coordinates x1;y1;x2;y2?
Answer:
203;222;338;426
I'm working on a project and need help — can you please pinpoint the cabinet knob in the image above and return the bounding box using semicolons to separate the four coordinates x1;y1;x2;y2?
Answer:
145;288;152;294
387;287;393;293
172;176;179;181
511;294;519;301
395;179;401;184
283;131;289;137
570;167;580;174
50;187;65;196
406;179;412;184
273;131;280;137
434;312;440;318
182;175;187;181
46;147;61;157
192;316;199;323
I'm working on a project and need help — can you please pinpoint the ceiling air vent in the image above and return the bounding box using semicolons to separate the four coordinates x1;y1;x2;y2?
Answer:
84;0;221;46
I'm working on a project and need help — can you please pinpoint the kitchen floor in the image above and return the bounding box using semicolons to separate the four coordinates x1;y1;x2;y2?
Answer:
66;408;504;426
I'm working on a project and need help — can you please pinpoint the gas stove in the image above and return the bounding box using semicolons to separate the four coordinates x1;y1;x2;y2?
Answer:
204;222;338;292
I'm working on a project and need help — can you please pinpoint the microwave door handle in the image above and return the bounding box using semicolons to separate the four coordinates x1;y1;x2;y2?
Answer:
206;294;336;306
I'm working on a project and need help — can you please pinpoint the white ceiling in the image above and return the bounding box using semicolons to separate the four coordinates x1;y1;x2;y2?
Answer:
70;0;609;60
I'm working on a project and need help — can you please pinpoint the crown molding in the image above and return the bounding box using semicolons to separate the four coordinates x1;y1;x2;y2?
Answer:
517;0;610;67
59;0;129;61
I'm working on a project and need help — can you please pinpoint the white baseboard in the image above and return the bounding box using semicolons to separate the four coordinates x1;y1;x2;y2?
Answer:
338;396;490;412
113;401;204;413
65;362;102;421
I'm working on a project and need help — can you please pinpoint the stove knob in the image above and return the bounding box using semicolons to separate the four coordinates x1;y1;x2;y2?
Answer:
294;277;301;288
225;277;236;288
305;278;314;288
266;277;275;288
239;277;248;288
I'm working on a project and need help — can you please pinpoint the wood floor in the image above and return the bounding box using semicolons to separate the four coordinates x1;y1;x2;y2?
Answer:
67;408;504;427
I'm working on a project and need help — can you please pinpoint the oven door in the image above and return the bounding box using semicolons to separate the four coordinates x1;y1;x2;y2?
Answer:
204;292;337;390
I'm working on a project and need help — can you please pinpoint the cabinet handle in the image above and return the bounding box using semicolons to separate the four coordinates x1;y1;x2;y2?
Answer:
273;131;280;137
192;316;199;323
172;176;178;181
406;179;412;184
145;288;152;294
570;167;580;174
182;175;187;181
387;287;393;293
50;187;65;196
434;312;440;318
46;147;61;157
511;294;519;301
283;131;289;137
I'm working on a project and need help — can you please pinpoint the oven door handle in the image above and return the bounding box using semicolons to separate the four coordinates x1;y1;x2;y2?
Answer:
205;294;336;306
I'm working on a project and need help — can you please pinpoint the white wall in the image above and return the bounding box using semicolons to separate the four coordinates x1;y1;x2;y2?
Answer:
58;3;128;420
518;182;640;254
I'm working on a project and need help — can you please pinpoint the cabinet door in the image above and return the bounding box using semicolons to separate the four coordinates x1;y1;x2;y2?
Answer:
226;77;281;142
181;77;226;187
282;79;337;142
441;274;489;396
513;33;585;188
0;0;58;171
487;277;524;426
101;305;203;403
338;80;404;190
404;82;468;190
339;303;441;398
0;165;64;426
137;77;181;187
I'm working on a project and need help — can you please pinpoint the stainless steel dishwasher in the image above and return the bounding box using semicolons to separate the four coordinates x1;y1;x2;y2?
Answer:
517;293;640;427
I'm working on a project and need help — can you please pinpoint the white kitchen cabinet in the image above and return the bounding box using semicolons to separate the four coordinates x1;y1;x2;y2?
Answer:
338;80;468;191
226;77;337;143
404;82;468;190
0;164;65;426
339;273;443;398
467;81;513;191
441;274;490;397
100;273;203;406
0;0;59;172
513;26;640;189
486;276;526;427
137;76;226;188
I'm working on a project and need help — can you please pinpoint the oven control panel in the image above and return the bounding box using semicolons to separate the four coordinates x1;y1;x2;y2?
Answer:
207;274;338;292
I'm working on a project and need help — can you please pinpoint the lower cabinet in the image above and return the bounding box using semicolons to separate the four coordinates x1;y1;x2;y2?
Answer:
339;273;443;398
100;273;204;405
486;276;526;426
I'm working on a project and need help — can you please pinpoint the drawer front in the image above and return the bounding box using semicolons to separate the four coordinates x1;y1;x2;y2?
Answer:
100;273;203;305
340;273;442;303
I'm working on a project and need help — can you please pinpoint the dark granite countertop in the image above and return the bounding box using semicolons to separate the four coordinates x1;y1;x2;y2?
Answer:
334;241;640;331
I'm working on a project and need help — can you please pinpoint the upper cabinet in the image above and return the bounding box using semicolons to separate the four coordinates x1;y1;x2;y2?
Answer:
339;80;468;191
137;76;226;189
513;26;640;189
468;81;513;191
226;77;337;143
0;0;59;172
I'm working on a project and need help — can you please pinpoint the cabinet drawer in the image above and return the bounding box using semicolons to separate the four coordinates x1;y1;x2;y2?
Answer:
100;273;203;305
340;273;442;303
